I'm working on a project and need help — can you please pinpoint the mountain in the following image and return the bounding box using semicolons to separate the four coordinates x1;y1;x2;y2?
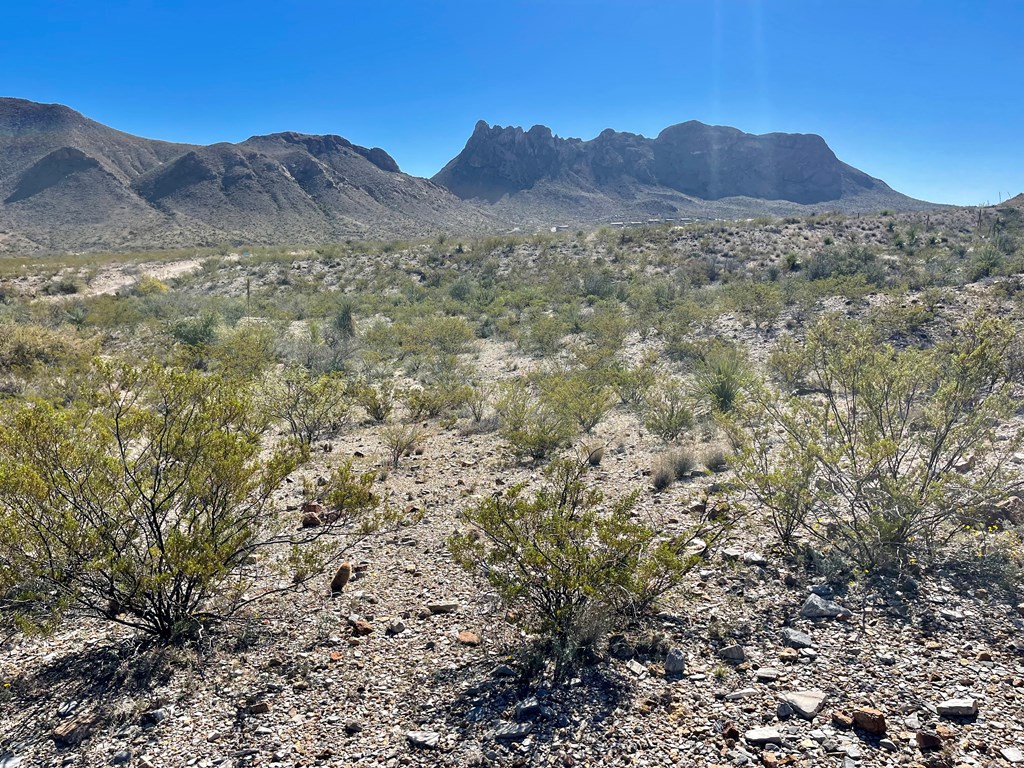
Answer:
433;120;934;222
0;98;495;253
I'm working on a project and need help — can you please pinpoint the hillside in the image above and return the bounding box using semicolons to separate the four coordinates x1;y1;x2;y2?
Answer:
0;98;496;253
433;120;936;224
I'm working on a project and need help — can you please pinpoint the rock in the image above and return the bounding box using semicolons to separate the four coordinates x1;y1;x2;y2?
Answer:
406;730;440;749
386;619;406;636
0;757;23;768
344;721;363;735
800;593;851;619
719;644;746;661
515;697;542;721
110;750;131;765
776;700;794;720
778;647;800;663
832;710;854;729
937;697;977;717
726;688;759;700
879;738;898;752
721;722;741;741
248;700;272;715
494;721;532;741
780;690;826;720
852;707;886;734
351;619;374;636
722;547;744;561
1001;747;1024;763
51;714;96;746
626;659;647;677
742;551;767;567
457;630;480;646
426;601;460;614
744;727;782;746
755;667;781;682
665;648;686;675
141;707;169;726
916;730;944;750
781;627;813;649
330;562;352;593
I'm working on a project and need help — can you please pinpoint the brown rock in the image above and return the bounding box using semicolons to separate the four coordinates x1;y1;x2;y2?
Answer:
248;700;272;715
853;707;886;735
457;630;481;646
917;730;944;751
51;714;96;746
352;620;374;636
832;710;854;729
331;562;352;593
722;721;740;742
779;647;800;663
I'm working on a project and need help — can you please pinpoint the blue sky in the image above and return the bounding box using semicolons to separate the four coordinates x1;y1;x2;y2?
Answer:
2;0;1020;205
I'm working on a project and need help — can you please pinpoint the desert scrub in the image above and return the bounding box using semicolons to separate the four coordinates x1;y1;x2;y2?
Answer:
495;378;577;461
262;365;350;448
643;377;694;442
732;313;1024;572
0;361;384;641
379;423;426;468
692;343;750;415
450;459;724;680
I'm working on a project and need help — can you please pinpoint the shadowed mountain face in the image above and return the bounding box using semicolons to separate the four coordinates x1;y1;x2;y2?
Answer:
0;98;494;252
433;120;927;216
0;98;934;253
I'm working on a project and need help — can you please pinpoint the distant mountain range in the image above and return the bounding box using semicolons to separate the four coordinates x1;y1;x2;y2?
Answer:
0;98;936;253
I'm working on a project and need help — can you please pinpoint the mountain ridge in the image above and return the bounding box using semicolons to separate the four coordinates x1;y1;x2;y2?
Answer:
0;98;938;253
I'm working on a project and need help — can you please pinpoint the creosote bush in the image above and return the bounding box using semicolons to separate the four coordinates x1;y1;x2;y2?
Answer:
450;459;729;680
733;313;1024;571
0;361;383;641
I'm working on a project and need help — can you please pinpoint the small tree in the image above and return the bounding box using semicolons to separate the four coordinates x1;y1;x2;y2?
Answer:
450;459;727;680
0;361;382;641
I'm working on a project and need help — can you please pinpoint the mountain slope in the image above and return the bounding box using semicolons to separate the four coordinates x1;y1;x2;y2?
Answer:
0;98;494;252
433;120;933;222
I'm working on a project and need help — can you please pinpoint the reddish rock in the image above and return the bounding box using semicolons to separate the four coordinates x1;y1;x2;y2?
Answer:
853;707;886;735
248;700;272;715
457;630;481;646
352;620;374;636
832;710;854;729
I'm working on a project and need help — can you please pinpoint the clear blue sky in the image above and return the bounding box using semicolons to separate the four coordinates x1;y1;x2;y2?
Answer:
2;1;1021;205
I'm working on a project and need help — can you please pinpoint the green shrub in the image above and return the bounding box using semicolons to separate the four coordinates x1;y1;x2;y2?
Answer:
495;379;577;461
0;362;381;641
733;314;1023;571
450;459;720;680
643;378;694;442
379;423;425;468
263;366;350;448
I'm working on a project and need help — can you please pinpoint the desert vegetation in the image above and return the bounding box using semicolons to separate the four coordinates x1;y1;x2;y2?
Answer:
1;203;1023;766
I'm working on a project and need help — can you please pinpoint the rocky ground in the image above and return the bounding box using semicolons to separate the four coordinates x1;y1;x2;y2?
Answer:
1;206;1023;767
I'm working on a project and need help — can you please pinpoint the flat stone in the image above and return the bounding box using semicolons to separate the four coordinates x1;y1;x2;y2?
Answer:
781;627;813;649
1001;747;1024;763
494;722;532;741
406;730;440;749
744;727;782;746
916;730;943;750
755;667;781;682
780;690;827;720
726;688;759;700
426;601;459;614
742;551;767;566
937;698;977;717
515;697;542;721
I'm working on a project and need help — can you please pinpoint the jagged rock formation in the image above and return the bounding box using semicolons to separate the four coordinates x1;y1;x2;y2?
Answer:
433;120;933;222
